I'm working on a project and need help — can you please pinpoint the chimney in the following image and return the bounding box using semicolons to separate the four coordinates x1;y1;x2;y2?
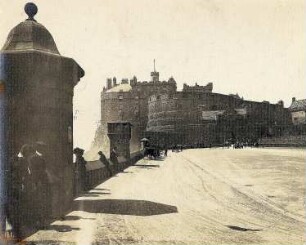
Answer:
107;78;112;89
113;77;117;87
292;97;296;103
130;76;137;86
277;100;284;107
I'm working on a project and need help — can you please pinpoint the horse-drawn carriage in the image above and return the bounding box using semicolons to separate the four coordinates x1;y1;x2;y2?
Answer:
144;146;162;159
141;138;163;159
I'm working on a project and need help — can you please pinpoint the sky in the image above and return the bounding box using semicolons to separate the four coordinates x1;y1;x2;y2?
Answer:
0;0;305;150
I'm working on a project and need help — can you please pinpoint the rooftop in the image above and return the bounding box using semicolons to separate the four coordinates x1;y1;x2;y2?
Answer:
289;99;306;112
1;3;60;55
106;83;132;93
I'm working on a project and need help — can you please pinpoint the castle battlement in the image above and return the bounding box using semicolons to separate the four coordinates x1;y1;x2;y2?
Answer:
103;71;177;93
182;82;213;93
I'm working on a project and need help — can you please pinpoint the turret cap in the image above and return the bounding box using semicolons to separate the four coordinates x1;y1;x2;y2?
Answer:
25;2;38;21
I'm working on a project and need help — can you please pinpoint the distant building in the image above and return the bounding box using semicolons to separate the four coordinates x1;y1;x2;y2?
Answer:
87;65;293;158
289;98;306;125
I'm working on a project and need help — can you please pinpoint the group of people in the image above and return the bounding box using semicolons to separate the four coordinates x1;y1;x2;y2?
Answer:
73;146;120;197
230;140;260;149
7;142;51;240
5;143;122;240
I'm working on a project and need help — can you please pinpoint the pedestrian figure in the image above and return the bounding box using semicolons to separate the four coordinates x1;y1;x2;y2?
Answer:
164;147;168;157
155;148;160;158
34;142;53;222
28;143;50;229
73;148;87;196
7;145;33;240
35;141;56;183
110;147;119;172
98;151;112;176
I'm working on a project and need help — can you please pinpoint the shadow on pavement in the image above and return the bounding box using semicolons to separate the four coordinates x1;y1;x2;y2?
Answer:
64;215;95;221
94;188;110;191
227;225;262;232
84;191;111;196
135;164;160;168
152;158;165;162
23;241;75;245
73;199;178;216
82;194;100;197
143;157;165;162
44;225;80;232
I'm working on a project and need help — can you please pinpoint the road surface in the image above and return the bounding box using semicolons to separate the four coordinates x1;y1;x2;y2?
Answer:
26;148;305;245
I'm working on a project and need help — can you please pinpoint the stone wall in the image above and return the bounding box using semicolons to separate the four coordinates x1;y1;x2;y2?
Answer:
85;151;144;189
147;91;292;146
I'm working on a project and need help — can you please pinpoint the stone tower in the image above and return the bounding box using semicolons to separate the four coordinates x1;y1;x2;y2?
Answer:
151;59;159;82
0;3;85;219
107;122;132;161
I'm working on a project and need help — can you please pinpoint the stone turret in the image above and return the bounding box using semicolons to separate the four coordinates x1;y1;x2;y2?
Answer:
107;122;132;161
151;59;159;82
0;3;84;221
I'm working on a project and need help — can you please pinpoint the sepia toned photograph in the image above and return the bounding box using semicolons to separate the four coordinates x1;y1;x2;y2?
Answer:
0;0;305;244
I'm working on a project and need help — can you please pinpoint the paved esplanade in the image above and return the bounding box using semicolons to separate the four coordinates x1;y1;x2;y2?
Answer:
27;148;305;245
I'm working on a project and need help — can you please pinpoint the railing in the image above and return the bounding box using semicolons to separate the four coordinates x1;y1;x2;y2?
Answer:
85;151;144;189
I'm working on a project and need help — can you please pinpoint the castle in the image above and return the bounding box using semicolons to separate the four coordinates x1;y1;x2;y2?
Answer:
87;65;297;159
87;66;176;159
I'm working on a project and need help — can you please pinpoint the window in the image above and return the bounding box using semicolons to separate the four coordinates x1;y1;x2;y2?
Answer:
118;95;123;100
